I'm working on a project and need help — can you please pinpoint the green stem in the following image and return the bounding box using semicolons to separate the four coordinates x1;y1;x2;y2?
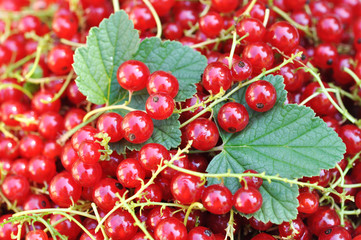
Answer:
2;52;37;78
0;83;33;99
24;38;46;79
83;104;136;122
123;201;154;240
263;8;270;27
112;0;120;12
60;38;86;48
142;0;162;38
57;112;103;146
91;203;109;240
228;31;238;68
190;35;233;49
12;208;97;220
41;71;74;104
344;67;361;86
183;202;203;226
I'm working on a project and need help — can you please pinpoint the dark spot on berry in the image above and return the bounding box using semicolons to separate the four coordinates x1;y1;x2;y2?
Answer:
301;54;306;61
238;61;245;68
357;38;361;44
327;59;333;65
200;73;203;79
115;183;123;190
256;103;264;109
204;229;213;237
325;229;332;234
265;4;269;9
41;200;46;207
306;0;310;4
228;127;236;133
129;133;136;141
153;96;159;102
62;66;68;70
69;18;74;22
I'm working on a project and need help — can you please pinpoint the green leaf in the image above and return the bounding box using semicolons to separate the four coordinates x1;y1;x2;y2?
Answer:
73;10;140;105
133;38;207;102
110;114;181;153
207;75;346;223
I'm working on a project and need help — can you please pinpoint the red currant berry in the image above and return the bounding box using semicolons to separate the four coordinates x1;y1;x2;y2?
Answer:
188;226;216;240
28;156;56;183
319;226;352;240
202;62;232;94
121;110;154;144
23;193;51;211
38;112;64;140
64;108;86;131
146;206;173;231
52;10;78;40
128;4;156;31
307;206;340;236
0;137;19;159
146;93;175;120
117;60;150;92
217;102;249;133
50;214;82;240
49;171;82;207
316;15;343;43
251;233;276;240
93;178;126;211
0;214;25;240
1;100;27;126
71;160;102;187
199;12;224;38
31;90;61;114
236;17;266;43
241;169;263;189
66;80;86;104
163;23;184;40
147;70;179;98
117;158;146;188
47;44;74;75
338;124;361;155
19;134;44;158
279;217;306;239
1;175;30;203
242;42;274;74
245;80;277;112
313;43;338;69
139;143;170;171
154;217;188;240
267;21;300;53
78;141;102;165
211;0;238;13
231;58;253;82
233;187;263;214
274;63;303;92
300;81;337;116
71;126;100;151
201;184;233;215
249;218;273;231
26;230;48;240
135;181;163;205
185;118;219;151
171;173;205;204
297;191;319;214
